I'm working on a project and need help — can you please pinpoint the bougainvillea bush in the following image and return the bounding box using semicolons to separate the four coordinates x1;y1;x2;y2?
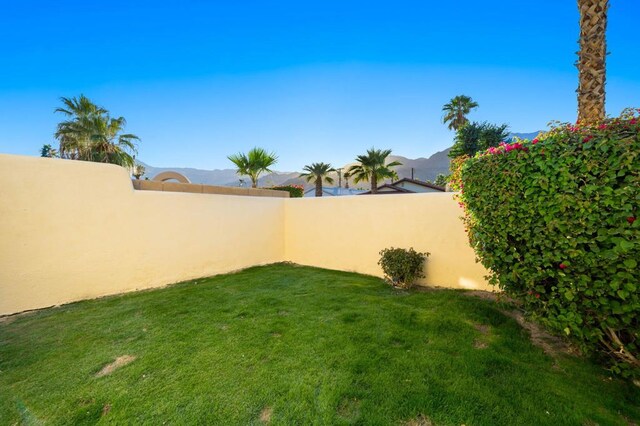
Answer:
269;184;304;198
458;109;639;377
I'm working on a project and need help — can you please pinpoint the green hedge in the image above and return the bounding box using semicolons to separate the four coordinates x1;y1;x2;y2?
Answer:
268;185;304;198
458;109;639;377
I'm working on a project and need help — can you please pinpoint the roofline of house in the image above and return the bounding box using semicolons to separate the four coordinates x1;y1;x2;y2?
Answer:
392;178;445;192
359;184;414;195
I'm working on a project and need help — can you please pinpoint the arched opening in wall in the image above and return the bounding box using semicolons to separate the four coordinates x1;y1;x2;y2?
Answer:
151;171;191;184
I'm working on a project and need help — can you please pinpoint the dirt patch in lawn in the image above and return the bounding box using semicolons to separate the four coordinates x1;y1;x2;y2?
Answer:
337;397;361;420
474;340;489;349
101;404;111;417
462;290;503;302
95;355;136;377
405;414;434;426
259;406;272;423
503;310;574;357
473;323;490;334
463;291;575;357
472;323;491;349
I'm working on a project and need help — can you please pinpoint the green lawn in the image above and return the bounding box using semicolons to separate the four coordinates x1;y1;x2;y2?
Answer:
1;264;638;425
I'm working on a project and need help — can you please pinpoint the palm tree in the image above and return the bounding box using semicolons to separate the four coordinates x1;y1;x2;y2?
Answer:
54;95;139;167
40;144;59;158
132;162;146;180
55;95;107;160
442;95;479;131
577;0;609;123
299;162;335;197
344;171;351;189
227;147;278;188
84;115;139;167
346;148;402;194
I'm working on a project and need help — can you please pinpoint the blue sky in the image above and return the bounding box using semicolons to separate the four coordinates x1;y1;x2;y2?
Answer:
1;1;638;171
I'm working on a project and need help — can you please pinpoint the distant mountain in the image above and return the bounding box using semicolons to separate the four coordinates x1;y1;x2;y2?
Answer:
139;162;239;185
139;147;454;191
509;131;543;141
277;148;452;190
138;162;299;187
139;132;540;189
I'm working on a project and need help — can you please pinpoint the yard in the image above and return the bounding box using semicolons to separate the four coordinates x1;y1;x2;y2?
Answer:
1;264;638;425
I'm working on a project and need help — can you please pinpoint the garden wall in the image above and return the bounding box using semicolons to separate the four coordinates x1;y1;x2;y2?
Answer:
0;154;286;315
284;194;489;290
0;154;490;316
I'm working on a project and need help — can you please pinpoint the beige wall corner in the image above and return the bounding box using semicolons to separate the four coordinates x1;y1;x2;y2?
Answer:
283;194;491;290
0;154;488;316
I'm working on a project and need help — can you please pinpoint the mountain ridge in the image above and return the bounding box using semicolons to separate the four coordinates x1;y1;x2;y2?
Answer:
139;131;542;189
139;148;452;190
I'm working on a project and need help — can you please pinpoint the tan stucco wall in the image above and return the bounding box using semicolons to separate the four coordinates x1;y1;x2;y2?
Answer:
0;154;285;315
0;154;490;315
284;194;490;290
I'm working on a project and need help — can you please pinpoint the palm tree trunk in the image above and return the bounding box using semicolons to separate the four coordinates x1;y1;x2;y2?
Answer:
371;174;378;194
577;0;608;123
315;177;322;197
251;177;257;188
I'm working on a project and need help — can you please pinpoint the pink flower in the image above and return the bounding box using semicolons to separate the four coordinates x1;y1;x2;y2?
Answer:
532;138;539;144
535;294;540;299
502;142;527;153
598;124;607;130
628;217;636;224
583;135;593;143
559;263;567;270
630;118;637;125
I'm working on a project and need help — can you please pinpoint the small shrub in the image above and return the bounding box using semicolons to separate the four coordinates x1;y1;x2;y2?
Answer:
457;108;640;377
269;184;304;198
378;247;429;289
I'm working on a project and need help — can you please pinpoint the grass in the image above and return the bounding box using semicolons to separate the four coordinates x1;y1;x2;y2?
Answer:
1;264;638;425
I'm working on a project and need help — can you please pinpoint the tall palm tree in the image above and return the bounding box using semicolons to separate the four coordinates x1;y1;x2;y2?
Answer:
227;147;278;188
346;148;402;194
577;0;609;123
442;95;479;131
54;95;139;167
299;162;335;197
55;95;107;160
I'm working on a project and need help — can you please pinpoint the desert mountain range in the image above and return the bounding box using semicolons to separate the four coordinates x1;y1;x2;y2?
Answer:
141;132;540;190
